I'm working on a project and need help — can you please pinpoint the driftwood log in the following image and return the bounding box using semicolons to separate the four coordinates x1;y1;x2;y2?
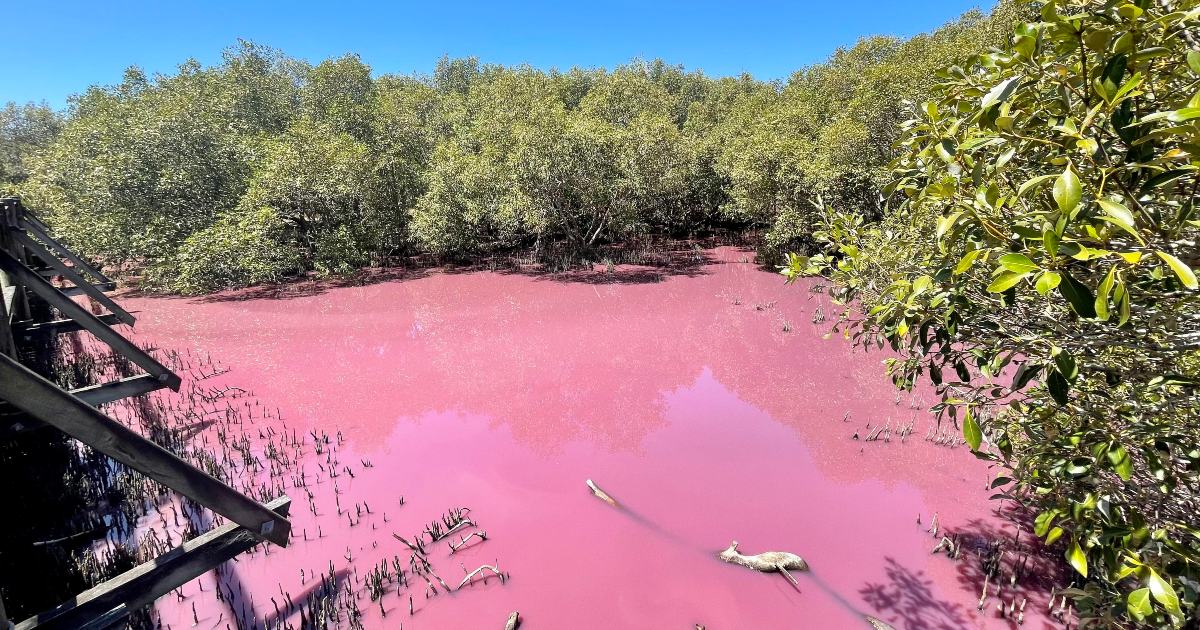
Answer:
586;479;618;506
718;541;808;586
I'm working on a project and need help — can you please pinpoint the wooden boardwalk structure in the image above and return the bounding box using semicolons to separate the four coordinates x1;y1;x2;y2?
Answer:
0;197;291;629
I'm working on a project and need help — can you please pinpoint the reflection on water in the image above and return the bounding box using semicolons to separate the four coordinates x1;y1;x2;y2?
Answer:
126;247;1052;629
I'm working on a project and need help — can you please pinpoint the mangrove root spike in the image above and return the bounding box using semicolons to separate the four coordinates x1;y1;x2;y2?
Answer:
505;611;521;630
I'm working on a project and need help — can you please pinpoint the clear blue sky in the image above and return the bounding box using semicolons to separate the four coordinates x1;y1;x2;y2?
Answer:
5;1;992;109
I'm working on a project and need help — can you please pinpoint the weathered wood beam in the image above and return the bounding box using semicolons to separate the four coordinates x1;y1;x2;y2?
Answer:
0;249;179;391
0;285;15;356
60;282;118;298
19;216;112;285
15;496;291;630
13;313;125;337
12;231;134;325
0;354;291;546
71;374;167;407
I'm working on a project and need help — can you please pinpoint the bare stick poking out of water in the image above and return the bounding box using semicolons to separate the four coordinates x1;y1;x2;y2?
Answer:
586;479;618;506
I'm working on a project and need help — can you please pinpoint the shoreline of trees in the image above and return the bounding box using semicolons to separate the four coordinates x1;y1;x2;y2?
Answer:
2;4;1019;294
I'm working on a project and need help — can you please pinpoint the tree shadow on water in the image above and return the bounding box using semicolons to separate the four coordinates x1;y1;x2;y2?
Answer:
861;557;970;630
190;266;433;303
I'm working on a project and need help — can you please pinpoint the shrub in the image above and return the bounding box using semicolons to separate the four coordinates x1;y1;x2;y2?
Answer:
789;1;1200;625
168;206;301;294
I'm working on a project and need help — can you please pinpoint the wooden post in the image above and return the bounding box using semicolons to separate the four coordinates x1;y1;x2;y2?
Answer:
1;197;26;355
0;354;291;546
15;497;291;630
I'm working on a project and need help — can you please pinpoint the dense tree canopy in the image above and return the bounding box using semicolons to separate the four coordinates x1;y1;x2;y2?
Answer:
788;0;1200;625
3;3;1020;293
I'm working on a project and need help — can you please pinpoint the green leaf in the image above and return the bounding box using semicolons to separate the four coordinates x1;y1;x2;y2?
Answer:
1036;271;1062;295
1097;199;1141;240
1143;107;1200;123
1095;267;1116;320
987;270;1028;293
1053;167;1082;215
937;211;963;240
981;77;1020;109
1147;569;1181;615
1067;538;1088;578
999;253;1038;273
1043;228;1060;258
955;249;982;274
963;410;982;451
1127;588;1153;621
1012;362;1041;390
1107;445;1132;480
1048;370;1070;405
935;138;957;163
1142;169;1192;193
1156;251;1198;289
1189;51;1200;75
1058;271;1097;317
1053;349;1078;380
1018;174;1057;197
1034;510;1057;537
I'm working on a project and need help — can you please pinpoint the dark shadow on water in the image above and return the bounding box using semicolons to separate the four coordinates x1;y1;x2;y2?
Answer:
191;266;433;303
483;246;722;285
861;505;1065;630
860;557;970;630
117;236;756;302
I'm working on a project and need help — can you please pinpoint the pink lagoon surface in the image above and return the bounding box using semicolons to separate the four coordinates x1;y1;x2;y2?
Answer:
118;246;1058;630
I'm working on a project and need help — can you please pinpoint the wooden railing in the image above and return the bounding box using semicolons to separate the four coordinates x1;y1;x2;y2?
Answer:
0;197;291;629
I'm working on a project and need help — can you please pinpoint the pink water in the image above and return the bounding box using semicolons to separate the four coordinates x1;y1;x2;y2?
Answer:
121;247;1057;629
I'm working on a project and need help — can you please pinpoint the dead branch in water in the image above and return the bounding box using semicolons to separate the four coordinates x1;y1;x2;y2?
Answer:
449;530;488;553
458;563;507;590
718;540;808;586
505;611;521;629
586;479;617;506
392;533;426;557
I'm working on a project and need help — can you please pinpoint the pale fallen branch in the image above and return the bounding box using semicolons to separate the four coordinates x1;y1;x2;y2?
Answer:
586;479;617;506
718;540;809;585
449;530;488;553
437;519;477;541
505;611;521;630
458;564;507;590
